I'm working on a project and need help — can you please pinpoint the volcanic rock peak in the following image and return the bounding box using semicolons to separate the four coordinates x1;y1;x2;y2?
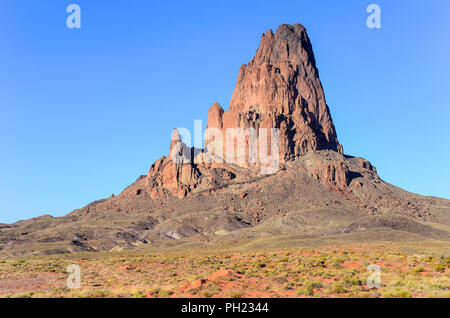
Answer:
207;23;342;162
147;23;347;199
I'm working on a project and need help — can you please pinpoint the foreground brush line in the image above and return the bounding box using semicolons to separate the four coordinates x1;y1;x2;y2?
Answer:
0;241;448;298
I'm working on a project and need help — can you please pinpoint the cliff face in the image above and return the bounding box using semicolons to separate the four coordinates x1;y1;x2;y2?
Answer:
146;24;345;199
207;23;342;163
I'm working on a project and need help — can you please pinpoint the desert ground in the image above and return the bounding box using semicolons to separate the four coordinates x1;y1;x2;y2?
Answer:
1;238;448;298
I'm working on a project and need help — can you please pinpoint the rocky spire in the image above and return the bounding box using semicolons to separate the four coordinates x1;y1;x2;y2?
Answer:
147;23;346;199
207;23;343;162
169;128;181;154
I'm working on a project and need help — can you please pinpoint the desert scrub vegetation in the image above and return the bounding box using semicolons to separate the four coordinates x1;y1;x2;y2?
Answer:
0;242;448;298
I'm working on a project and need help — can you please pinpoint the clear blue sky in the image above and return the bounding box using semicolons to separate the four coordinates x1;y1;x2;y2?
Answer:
0;0;449;223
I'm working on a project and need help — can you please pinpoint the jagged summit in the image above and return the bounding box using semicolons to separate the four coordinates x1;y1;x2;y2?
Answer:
208;24;342;163
145;24;349;199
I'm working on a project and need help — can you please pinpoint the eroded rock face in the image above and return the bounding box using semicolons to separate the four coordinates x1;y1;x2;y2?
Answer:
146;129;251;199
312;161;350;189
147;129;195;199
146;24;350;199
206;23;342;164
146;156;200;199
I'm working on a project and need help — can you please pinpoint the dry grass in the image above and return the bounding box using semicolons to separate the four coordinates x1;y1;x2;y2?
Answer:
0;241;449;298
